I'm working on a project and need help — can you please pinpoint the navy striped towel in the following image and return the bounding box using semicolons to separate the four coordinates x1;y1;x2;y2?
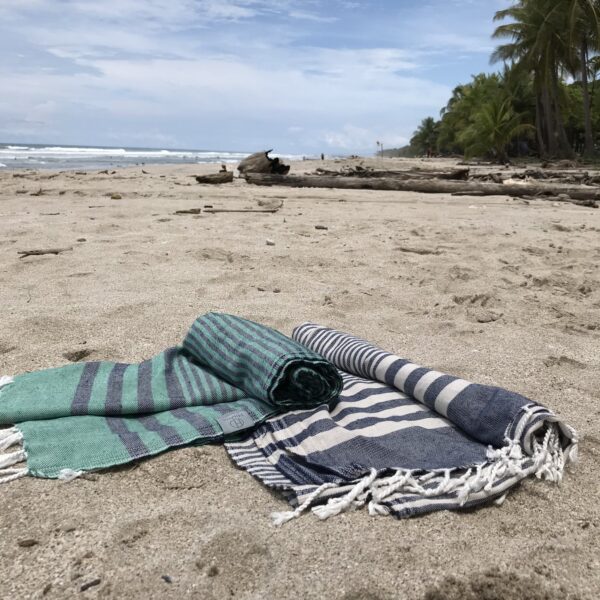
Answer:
226;324;578;524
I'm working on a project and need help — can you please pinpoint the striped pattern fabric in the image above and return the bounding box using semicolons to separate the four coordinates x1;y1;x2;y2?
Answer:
226;324;577;522
0;313;342;480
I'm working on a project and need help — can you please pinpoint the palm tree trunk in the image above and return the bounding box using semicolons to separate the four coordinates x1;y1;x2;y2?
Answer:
535;94;548;157
580;36;595;157
550;70;575;158
542;84;558;156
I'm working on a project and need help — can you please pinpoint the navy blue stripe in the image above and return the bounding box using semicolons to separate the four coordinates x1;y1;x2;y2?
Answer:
403;367;431;398
72;362;101;415
105;363;128;415
138;415;184;445
106;417;149;458
137;358;154;412
383;358;411;387
163;347;187;409
423;375;457;409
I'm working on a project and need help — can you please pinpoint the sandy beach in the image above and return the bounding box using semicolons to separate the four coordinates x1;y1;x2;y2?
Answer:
1;157;599;599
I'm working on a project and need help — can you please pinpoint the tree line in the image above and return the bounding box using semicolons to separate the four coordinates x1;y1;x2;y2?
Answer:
397;0;600;161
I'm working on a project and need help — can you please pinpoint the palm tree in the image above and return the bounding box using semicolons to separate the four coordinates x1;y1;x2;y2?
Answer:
559;0;600;156
492;0;575;158
458;96;534;162
410;117;440;155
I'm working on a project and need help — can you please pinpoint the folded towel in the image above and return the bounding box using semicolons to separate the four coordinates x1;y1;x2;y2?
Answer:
0;313;342;481
226;324;577;523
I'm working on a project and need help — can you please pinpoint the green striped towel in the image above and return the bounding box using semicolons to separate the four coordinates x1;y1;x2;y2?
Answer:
0;313;342;481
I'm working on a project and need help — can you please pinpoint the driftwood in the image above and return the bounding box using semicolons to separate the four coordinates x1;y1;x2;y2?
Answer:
244;173;600;202
204;208;279;214
195;172;234;184
18;247;73;259
237;150;290;175
174;208;202;214
314;167;470;180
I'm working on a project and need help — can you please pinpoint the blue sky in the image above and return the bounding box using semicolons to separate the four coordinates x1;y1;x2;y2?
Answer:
0;0;512;154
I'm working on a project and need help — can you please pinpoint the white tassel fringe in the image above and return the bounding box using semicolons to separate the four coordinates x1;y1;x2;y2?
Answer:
0;426;28;483
271;423;570;525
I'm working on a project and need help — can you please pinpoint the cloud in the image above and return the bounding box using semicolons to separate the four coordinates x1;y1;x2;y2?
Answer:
0;0;503;153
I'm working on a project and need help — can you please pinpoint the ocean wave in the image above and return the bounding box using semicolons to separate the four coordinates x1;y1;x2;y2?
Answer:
0;162;6;168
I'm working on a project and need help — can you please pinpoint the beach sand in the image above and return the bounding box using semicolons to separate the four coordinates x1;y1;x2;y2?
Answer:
0;158;599;599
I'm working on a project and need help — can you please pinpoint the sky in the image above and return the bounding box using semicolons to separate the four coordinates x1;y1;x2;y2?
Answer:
0;0;513;154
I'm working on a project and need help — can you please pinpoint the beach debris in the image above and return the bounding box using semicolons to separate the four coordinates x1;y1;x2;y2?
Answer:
238;150;290;176
161;576;173;584
314;166;470;180
266;239;275;246
142;169;149;174
18;247;73;259
244;173;600;204
273;288;281;293
17;538;39;548
79;578;101;592
30;188;45;196
98;170;109;175
174;208;202;215
195;171;234;184
110;193;122;200
395;246;442;256
257;198;284;210
75;171;87;175
203;208;279;214
16;189;28;194
62;349;93;362
315;224;328;230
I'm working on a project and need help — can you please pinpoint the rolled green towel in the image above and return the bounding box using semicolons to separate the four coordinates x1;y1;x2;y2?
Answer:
0;313;342;481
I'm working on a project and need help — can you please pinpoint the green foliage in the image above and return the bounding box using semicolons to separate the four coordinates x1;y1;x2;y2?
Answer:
410;117;440;155
400;1;600;161
458;97;534;162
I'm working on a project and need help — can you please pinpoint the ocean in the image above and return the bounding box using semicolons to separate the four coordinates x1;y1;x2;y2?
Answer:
0;143;306;171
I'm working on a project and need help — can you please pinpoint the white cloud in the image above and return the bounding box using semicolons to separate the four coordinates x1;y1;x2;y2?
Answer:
0;0;501;152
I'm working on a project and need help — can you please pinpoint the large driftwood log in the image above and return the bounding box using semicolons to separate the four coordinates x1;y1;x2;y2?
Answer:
244;173;600;202
314;167;470;180
195;172;234;184
237;150;290;175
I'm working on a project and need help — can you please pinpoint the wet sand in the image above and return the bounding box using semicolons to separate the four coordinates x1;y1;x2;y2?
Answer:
0;158;599;599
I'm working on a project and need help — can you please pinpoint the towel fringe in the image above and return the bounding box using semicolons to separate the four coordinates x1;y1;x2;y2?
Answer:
271;482;339;526
0;427;23;451
274;423;570;524
0;427;28;483
0;468;29;483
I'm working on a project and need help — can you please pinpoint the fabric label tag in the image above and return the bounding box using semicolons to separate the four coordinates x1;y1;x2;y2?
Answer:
217;410;255;435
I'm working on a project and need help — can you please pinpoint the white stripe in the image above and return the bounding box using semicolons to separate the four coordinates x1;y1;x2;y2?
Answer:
335;405;426;428
412;370;445;402
258;417;451;457
374;354;398;381
255;392;416;446
434;379;470;417
394;364;420;389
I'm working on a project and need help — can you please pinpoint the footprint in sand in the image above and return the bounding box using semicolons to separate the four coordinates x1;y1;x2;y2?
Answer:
423;568;567;600
195;528;273;597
